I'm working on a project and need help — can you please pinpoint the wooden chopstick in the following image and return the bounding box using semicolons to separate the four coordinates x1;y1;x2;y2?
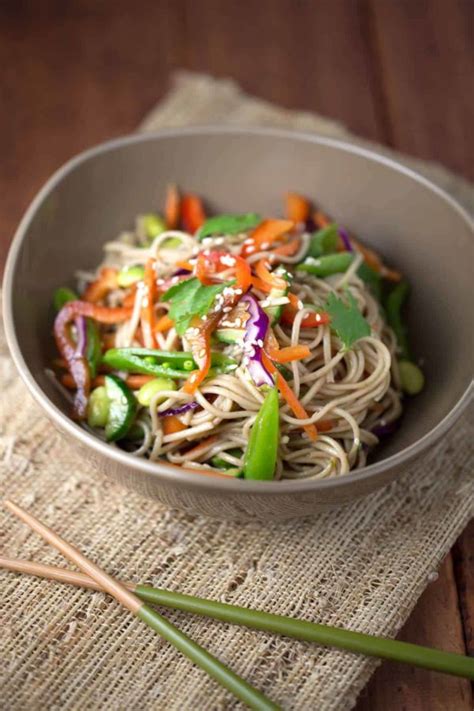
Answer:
1;552;474;680
3;500;279;711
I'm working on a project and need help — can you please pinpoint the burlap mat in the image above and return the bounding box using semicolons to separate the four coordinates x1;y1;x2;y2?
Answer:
1;73;472;710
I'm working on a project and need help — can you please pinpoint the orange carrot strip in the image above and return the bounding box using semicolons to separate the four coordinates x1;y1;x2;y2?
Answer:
313;210;330;228
255;259;287;289
286;193;310;223
267;345;311;363
262;353;318;442
184;435;219;459
272;237;301;257
351;237;402;282
165;183;180;229
155;314;174;333
251;219;294;251
181;194;206;233
83;267;118;303
175;260;194;272
163;415;188;435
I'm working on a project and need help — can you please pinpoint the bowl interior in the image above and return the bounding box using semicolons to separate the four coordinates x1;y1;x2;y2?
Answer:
6;129;473;468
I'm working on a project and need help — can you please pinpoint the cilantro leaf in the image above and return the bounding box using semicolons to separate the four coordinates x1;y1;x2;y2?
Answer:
161;277;231;335
325;291;371;349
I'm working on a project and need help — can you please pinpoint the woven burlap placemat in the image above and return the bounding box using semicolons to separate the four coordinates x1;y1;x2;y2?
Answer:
1;73;472;710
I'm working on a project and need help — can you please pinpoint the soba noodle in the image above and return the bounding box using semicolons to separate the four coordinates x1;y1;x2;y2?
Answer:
53;199;411;481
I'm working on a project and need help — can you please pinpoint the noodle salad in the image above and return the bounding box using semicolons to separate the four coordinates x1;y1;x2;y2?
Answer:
51;188;424;481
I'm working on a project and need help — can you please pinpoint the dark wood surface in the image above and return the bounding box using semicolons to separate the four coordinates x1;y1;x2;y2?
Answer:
0;1;472;708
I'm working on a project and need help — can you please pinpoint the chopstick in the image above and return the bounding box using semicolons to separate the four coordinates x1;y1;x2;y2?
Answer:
3;501;279;711
1;552;473;680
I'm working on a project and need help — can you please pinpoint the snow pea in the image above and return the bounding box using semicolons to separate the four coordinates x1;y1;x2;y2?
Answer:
53;286;78;311
306;224;339;258
385;281;411;360
296;252;354;277
243;388;279;481
102;347;237;379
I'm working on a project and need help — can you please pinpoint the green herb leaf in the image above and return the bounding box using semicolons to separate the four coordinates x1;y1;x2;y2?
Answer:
161;277;230;335
325;291;371;349
199;213;262;240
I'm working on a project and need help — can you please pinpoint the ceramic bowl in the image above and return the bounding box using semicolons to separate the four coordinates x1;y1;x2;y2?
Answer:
3;127;473;519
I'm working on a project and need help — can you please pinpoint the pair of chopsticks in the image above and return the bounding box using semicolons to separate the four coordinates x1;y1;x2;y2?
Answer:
2;503;473;711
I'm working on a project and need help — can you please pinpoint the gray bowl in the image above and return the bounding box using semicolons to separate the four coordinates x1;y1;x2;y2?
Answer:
3;127;473;520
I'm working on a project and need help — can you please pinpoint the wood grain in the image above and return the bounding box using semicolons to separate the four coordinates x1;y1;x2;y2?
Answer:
367;0;474;180
0;2;472;708
356;554;473;711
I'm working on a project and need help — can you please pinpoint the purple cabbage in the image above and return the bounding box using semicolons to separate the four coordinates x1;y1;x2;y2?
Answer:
240;293;273;387
371;421;398;439
173;267;192;277
75;316;88;356
159;401;200;418
338;228;353;252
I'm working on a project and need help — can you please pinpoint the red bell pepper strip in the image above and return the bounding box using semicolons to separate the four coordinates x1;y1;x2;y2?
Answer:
54;301;132;418
181;194;206;233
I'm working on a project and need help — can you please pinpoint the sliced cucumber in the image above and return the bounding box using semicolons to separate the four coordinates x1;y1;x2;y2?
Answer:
215;328;245;345
263;267;291;325
104;374;137;442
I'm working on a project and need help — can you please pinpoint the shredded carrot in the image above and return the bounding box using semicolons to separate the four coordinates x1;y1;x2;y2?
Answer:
251;275;273;293
181;194;206;233
286;193;310;223
251;219;294;251
184;436;219;459
175;259;194;272
83;267;118;303
163;415;188;435
351;237;402;282
267;344;311;363
165;183;180;229
233;255;252;291
313;210;330;228
255;259;287;289
122;284;137;308
261;353;318;441
272;237;301;257
281;297;330;329
155;314;174;333
140;258;157;348
316;419;335;432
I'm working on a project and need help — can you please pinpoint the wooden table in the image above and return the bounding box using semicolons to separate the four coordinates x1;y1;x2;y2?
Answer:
0;2;472;708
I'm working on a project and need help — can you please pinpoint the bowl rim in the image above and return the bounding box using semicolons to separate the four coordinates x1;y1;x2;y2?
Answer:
3;125;473;495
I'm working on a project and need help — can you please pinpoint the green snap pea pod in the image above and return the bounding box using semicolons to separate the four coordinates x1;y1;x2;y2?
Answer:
53;287;78;311
357;262;382;302
53;287;101;377
243;388;279;481
104;374;137;441
306;224;339;258
86;320;102;378
385;281;411;360
296;252;354;277
211;448;243;471
102;348;237;379
385;282;425;394
199;213;262;240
